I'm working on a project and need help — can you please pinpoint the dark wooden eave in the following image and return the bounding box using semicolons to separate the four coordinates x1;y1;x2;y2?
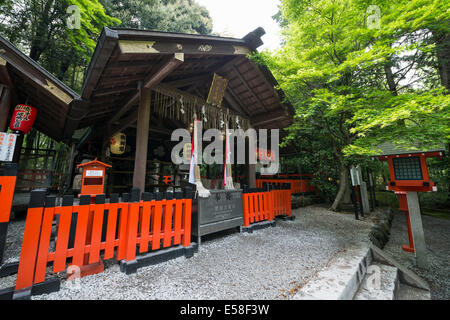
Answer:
0;35;84;141
79;27;295;137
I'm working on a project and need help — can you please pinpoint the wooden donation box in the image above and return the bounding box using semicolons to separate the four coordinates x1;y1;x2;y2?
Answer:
192;189;244;244
74;159;111;276
77;159;111;199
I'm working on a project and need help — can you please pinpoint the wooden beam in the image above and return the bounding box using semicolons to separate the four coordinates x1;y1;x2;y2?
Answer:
250;109;288;128
163;73;212;88
107;53;184;127
118;40;250;56
133;88;151;192
223;90;248;117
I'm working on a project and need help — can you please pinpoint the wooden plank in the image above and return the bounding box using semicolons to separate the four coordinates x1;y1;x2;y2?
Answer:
88;203;105;264
104;203;119;260
173;200;183;245
124;202;140;261
33;206;55;284
116;203;129;260
14;206;44;290
181;199;192;247
139;201;151;253
71;204;90;268
118;40;250;56
163;200;175;247
53;205;73;273
151;201;163;250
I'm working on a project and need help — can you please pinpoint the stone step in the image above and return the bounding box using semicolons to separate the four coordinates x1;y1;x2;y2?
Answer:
353;262;399;300
293;246;372;300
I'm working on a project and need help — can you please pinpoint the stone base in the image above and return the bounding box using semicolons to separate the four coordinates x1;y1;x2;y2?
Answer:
0;277;60;300
240;220;276;233
276;215;295;221
119;243;198;275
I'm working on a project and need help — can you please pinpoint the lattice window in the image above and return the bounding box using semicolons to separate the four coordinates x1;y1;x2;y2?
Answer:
393;156;423;180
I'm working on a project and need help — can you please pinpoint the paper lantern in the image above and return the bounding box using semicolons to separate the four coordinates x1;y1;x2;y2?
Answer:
9;105;37;134
110;132;126;155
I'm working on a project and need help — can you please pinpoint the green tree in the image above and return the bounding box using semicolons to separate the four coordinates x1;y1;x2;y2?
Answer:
0;0;120;90
100;0;213;35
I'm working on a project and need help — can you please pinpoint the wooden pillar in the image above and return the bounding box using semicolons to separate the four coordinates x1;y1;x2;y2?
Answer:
133;87;151;193
247;126;256;188
406;191;428;268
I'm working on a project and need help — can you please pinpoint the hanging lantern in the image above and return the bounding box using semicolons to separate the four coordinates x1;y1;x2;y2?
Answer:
9;104;37;134
110;132;126;155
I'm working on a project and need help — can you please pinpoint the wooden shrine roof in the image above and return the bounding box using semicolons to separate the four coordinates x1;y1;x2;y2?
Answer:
0;35;86;142
78;27;295;134
373;142;446;157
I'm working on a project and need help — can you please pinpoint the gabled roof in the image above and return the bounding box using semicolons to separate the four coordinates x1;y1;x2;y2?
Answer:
0;35;87;141
373;142;445;157
77;158;111;168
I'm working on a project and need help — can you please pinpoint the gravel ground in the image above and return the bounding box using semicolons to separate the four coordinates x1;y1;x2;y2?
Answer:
1;205;375;300
382;211;450;300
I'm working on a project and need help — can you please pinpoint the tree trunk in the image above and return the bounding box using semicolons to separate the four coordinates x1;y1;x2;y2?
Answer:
384;63;398;96
330;163;349;211
342;182;352;204
434;32;450;92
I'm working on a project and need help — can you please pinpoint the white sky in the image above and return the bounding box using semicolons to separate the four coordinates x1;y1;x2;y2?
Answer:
195;0;282;51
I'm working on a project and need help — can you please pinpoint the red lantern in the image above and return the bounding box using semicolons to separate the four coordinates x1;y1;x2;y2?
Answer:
9;105;37;134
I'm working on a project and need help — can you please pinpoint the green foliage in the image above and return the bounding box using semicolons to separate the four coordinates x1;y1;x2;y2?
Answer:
100;0;213;35
256;0;449;207
0;0;120;91
0;0;212;91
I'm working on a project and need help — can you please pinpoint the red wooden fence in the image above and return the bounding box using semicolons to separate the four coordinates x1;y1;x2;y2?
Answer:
0;164;17;224
242;183;292;227
14;189;193;292
242;188;273;227
0;163;18;265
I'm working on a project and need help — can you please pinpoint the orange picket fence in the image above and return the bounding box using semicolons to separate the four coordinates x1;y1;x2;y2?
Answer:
123;191;192;262
0;164;17;224
242;183;293;230
242;188;274;227
0;163;18;265
14;187;193;295
270;184;292;218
